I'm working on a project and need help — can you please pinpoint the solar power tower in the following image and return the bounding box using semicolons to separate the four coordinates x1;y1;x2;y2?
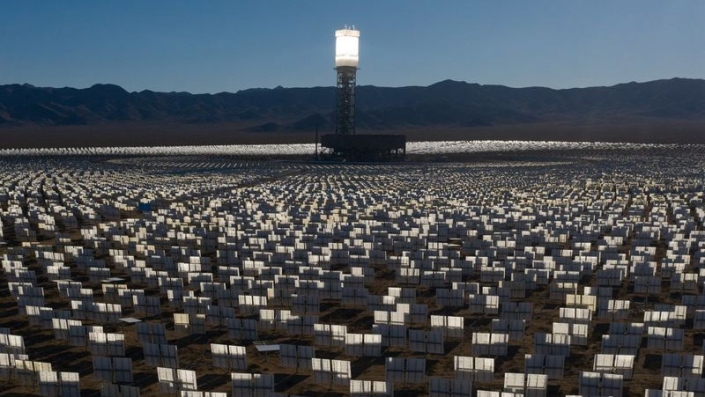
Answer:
321;27;406;161
334;27;360;136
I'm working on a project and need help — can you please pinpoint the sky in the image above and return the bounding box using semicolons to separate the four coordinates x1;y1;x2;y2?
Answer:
1;0;703;94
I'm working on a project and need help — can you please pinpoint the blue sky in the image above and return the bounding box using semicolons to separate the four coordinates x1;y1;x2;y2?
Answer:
1;0;703;93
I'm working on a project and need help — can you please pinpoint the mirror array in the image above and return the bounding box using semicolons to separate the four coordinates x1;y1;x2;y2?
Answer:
0;144;703;397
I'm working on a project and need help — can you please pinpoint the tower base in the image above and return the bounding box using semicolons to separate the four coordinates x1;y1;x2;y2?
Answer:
320;134;406;162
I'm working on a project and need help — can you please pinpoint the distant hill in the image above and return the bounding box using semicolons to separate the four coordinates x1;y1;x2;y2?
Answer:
0;78;704;132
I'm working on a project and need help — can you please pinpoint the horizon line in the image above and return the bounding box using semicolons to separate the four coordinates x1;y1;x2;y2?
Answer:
1;76;702;96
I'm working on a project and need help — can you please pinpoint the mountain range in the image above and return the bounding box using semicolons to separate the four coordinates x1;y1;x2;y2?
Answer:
1;78;704;133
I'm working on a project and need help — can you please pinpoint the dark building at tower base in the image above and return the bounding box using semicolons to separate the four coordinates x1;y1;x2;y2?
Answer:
320;134;406;162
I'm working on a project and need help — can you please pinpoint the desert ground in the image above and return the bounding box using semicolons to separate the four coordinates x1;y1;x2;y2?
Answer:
0;142;703;397
0;120;704;148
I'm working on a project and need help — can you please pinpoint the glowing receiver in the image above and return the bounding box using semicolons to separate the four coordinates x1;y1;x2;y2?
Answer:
335;29;360;68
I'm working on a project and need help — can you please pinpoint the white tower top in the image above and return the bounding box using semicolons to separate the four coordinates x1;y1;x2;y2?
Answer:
335;28;360;68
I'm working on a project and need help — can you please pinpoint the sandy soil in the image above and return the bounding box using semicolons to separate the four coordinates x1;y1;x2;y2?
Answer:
0;151;701;397
0;120;703;148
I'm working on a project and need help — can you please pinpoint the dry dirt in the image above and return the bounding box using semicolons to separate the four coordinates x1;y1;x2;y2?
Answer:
0;148;701;397
0;120;703;148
